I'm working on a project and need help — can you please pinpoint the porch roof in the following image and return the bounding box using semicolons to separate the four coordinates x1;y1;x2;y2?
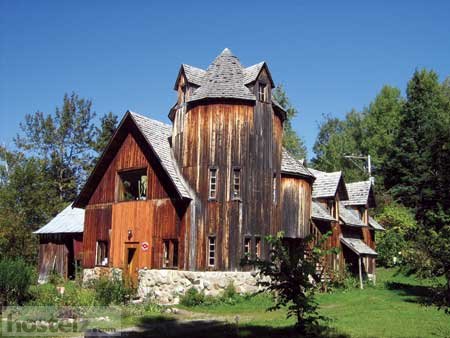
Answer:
341;237;378;256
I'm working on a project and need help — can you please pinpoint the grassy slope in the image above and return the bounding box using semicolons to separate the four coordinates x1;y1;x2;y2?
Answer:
179;268;450;338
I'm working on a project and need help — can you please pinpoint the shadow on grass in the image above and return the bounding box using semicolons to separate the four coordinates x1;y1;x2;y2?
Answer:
385;281;437;306
87;314;350;338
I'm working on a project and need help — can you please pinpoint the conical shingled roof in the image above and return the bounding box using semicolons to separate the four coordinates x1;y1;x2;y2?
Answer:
188;48;256;102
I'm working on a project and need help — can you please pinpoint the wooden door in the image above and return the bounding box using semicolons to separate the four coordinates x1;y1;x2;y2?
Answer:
124;242;139;287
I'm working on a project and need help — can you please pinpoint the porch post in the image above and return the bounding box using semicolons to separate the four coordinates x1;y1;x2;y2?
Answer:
358;256;363;289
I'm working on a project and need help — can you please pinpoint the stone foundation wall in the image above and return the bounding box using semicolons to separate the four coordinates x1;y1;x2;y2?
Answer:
82;267;123;285
138;269;266;304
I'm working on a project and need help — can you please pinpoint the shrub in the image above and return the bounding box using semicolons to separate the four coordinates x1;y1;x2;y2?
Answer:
29;281;97;307
180;287;206;307
92;274;135;306
28;283;59;306
0;258;35;305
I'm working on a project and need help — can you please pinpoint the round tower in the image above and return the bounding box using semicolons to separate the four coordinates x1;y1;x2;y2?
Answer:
170;48;286;270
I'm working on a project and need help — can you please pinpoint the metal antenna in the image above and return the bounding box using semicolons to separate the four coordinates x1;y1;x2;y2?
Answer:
343;154;374;185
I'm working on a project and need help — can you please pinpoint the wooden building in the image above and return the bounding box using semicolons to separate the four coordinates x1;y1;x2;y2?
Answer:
70;48;315;283
310;169;384;287
34;204;84;282
36;49;383;285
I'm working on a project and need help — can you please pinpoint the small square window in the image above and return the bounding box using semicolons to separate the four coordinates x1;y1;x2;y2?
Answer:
118;168;147;201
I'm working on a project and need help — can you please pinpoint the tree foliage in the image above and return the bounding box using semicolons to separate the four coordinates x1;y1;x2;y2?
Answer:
242;232;335;334
273;85;308;160
1;93;118;264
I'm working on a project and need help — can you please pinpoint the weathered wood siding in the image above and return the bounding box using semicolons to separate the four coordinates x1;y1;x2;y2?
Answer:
280;176;312;238
83;206;112;268
37;233;82;280
89;133;169;205
109;199;189;270
83;130;189;270
172;97;283;270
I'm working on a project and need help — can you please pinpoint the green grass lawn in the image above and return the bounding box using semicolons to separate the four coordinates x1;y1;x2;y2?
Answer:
173;268;450;338
2;268;448;337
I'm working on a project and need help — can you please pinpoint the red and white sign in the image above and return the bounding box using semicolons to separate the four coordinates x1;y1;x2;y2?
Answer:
141;241;149;251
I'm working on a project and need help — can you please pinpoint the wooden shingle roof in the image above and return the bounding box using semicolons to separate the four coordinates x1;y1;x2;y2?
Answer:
342;181;375;207
188;48;256;103
281;149;314;179
369;216;385;231
339;202;366;227
309;168;348;199
312;201;336;222
341;237;378;256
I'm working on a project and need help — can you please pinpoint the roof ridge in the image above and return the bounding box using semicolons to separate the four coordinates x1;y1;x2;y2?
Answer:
128;111;172;129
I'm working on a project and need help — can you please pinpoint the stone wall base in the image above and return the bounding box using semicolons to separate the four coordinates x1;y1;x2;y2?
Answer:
138;269;266;304
82;267;122;286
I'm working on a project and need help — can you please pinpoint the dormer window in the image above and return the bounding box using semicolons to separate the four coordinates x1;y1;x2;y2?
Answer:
258;83;267;102
118;168;147;201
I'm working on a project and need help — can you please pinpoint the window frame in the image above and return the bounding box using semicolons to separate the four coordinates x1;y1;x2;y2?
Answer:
116;167;148;202
258;83;267;102
243;236;251;256
208;167;218;200
207;236;216;268
232;166;241;200
95;240;109;267
162;239;179;269
255;236;261;258
273;173;277;204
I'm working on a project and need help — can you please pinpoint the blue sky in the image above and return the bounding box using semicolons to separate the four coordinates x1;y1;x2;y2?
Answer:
1;0;449;159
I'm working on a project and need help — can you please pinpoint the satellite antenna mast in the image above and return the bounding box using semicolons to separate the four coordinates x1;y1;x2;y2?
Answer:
343;154;374;185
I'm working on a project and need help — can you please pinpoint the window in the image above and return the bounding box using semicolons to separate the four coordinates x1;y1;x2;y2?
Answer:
208;236;216;267
327;200;334;215
232;167;241;199
96;241;108;266
118;168;147;201
273;174;277;204
258;83;267;102
209;168;217;200
358;207;365;221
255;237;261;258
244;237;251;256
162;239;179;268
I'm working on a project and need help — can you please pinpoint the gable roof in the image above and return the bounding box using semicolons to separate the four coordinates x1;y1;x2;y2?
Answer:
129;112;191;199
309;168;348;200
341;237;377;256
281;149;315;179
174;64;206;89
342;181;376;207
74;111;191;208
339;202;366;227
369;216;385;231
34;204;84;234
312;201;336;222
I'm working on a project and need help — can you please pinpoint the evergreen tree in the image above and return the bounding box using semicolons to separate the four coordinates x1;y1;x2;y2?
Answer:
272;85;307;160
92;112;118;154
